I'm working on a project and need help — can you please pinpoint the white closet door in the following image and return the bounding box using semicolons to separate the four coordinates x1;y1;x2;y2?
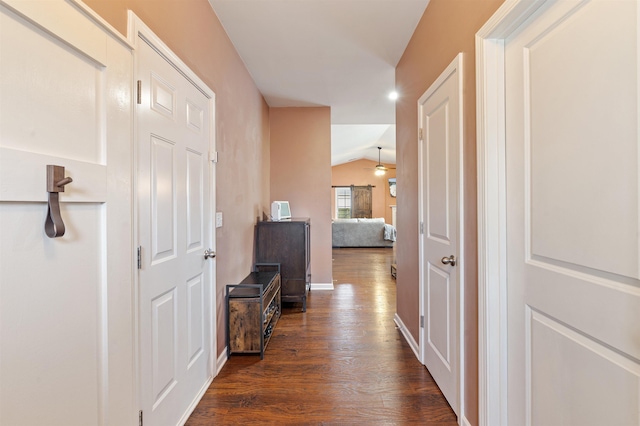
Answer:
135;22;216;426
0;1;132;424
418;54;463;416
504;1;640;424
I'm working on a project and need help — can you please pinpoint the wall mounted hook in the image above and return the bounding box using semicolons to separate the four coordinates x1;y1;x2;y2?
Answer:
45;165;73;238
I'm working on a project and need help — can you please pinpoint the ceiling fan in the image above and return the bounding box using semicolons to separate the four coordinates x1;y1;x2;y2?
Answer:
372;146;395;176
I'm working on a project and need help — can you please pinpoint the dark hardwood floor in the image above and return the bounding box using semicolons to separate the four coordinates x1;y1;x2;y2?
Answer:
187;248;457;425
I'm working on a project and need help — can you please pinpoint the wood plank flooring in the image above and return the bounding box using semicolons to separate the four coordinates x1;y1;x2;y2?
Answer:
187;248;457;425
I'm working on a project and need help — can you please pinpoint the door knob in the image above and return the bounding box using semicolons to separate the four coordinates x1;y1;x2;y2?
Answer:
441;255;456;266
204;249;216;259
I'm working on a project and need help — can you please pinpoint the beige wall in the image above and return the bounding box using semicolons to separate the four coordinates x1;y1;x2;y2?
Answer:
83;0;271;355
331;159;396;224
395;0;504;424
270;107;333;285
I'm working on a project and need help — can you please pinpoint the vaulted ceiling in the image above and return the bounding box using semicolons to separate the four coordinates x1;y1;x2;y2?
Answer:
207;0;431;166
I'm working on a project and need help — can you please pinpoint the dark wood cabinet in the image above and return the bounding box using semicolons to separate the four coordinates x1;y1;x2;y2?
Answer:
226;270;281;359
255;218;310;311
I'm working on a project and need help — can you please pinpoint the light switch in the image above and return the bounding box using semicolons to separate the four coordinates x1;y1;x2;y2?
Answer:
215;211;223;228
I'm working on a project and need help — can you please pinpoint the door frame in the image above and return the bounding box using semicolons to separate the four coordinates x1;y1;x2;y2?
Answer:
475;1;549;425
417;52;465;421
127;12;217;421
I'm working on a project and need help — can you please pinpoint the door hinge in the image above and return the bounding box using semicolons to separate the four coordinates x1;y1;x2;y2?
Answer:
139;410;143;426
136;80;142;105
137;246;142;270
420;315;425;328
209;151;218;163
419;128;423;141
419;222;424;234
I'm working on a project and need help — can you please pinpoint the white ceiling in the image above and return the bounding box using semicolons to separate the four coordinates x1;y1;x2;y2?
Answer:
207;0;430;166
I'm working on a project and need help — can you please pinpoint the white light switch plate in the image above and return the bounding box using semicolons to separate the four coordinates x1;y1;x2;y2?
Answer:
215;212;223;228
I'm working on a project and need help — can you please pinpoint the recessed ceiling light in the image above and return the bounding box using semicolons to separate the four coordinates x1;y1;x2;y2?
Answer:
388;91;399;101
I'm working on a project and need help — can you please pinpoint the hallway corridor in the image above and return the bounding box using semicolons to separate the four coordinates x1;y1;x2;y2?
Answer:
187;248;457;425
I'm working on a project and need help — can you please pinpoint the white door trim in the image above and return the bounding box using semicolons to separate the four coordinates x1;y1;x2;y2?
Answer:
417;52;465;422
127;12;217;420
475;2;549;425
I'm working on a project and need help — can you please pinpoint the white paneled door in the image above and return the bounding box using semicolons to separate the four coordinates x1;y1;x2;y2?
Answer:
418;54;463;417
0;1;133;425
503;1;640;424
134;21;216;426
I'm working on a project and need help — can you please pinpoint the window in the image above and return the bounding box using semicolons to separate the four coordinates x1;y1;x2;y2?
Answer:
335;187;351;218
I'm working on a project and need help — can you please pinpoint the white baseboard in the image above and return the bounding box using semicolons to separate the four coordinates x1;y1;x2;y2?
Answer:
460;414;472;426
394;313;420;362
310;282;334;290
178;375;213;425
216;348;227;375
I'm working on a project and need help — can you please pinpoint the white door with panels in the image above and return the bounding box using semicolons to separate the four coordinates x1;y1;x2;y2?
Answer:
418;54;463;416
501;1;640;424
133;17;216;426
0;1;133;425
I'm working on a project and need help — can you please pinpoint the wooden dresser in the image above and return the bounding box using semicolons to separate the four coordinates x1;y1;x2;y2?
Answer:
255;218;310;311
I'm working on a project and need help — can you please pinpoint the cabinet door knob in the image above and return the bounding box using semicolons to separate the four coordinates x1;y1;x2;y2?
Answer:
204;249;216;259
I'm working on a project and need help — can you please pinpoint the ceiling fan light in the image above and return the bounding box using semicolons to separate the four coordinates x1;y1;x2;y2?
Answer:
374;147;387;175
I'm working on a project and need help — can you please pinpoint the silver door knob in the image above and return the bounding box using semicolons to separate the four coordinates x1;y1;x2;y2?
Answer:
204;249;216;259
441;255;456;266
